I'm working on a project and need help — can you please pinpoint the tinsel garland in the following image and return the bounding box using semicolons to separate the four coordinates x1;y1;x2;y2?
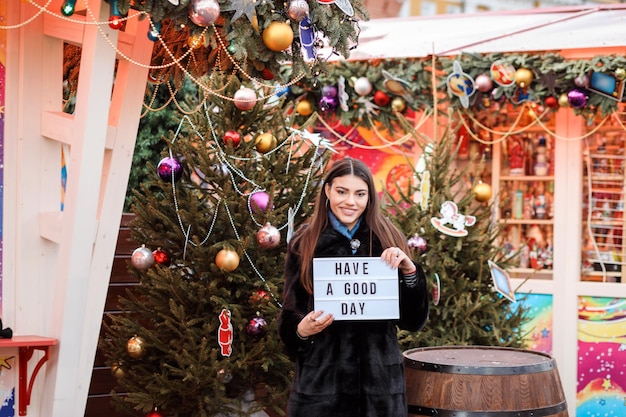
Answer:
286;52;626;132
105;0;370;85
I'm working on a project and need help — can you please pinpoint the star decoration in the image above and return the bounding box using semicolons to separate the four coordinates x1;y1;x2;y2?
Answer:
539;71;559;95
0;355;14;370
223;0;258;23
289;128;337;153
602;378;612;390
541;328;550;338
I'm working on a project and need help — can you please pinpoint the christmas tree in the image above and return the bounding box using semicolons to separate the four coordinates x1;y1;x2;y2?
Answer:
101;74;331;417
382;121;530;350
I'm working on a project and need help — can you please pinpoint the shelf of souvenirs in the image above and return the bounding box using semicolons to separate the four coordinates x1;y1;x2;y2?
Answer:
581;247;624;282
500;219;554;225
500;175;555;181
508;267;554;278
581;269;623;283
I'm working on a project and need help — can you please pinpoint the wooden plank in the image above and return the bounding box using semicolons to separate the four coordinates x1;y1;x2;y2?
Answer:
42;9;85;45
41;111;74;145
109;257;137;284
84;395;140;417
87;367;118;396
104;284;139;311
115;228;139;255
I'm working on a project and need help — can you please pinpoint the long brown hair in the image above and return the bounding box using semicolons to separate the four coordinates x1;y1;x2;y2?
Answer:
290;157;411;294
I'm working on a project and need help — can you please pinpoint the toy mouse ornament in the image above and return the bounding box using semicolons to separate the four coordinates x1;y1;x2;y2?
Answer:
430;201;476;237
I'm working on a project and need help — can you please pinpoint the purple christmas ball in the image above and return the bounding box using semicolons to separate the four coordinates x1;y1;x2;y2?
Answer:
157;157;183;181
246;315;268;338
319;95;338;112
408;235;428;253
567;89;588;109
322;85;338;98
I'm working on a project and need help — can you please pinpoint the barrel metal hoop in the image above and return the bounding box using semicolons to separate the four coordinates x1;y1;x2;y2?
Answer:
406;359;555;375
408;401;568;417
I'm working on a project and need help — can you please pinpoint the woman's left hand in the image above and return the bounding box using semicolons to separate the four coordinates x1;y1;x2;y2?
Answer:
382;247;416;275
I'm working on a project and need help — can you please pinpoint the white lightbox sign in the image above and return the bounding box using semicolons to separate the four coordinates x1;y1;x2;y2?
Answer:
313;257;399;321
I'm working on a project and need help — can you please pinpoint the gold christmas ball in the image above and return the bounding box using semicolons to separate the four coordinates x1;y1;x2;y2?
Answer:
296;99;313;116
473;182;492;203
615;68;626;81
515;68;533;88
215;248;240;272
111;361;125;379
187;33;204;49
255;132;277;154
391;97;406;112
262;21;294;52
558;93;570;108
126;335;146;359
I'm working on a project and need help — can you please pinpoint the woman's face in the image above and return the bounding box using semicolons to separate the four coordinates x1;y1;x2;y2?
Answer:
325;174;369;230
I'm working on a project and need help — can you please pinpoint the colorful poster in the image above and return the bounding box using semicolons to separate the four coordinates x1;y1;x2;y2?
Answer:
317;121;418;197
0;5;13;417
520;293;554;355
577;296;626;416
0;351;15;417
0;0;5;309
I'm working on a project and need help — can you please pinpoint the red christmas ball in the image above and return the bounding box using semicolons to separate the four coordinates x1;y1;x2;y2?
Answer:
544;96;558;109
146;409;164;417
152;248;170;266
223;130;241;147
249;288;270;304
373;91;390;106
261;68;274;80
108;15;123;30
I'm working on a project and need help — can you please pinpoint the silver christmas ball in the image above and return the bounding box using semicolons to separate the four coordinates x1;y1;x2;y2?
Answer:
189;0;220;27
354;77;373;96
287;0;309;22
131;245;154;270
256;223;281;248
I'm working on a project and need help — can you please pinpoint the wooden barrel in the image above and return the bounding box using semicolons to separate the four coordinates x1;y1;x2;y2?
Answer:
404;346;569;417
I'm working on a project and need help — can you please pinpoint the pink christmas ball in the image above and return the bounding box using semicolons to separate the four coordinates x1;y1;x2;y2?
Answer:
475;74;493;93
574;74;590;88
257;223;281;248
188;0;220;27
233;87;257;111
250;191;273;213
408;235;428;253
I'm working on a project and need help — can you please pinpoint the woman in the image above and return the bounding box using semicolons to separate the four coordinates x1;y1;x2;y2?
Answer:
278;157;429;417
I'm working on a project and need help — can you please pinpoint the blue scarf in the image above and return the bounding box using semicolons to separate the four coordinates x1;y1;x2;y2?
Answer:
329;211;362;254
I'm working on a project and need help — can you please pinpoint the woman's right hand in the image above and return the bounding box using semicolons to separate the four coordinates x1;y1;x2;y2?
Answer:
297;310;334;338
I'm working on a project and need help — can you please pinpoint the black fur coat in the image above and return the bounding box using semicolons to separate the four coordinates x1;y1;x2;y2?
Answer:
278;224;429;417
